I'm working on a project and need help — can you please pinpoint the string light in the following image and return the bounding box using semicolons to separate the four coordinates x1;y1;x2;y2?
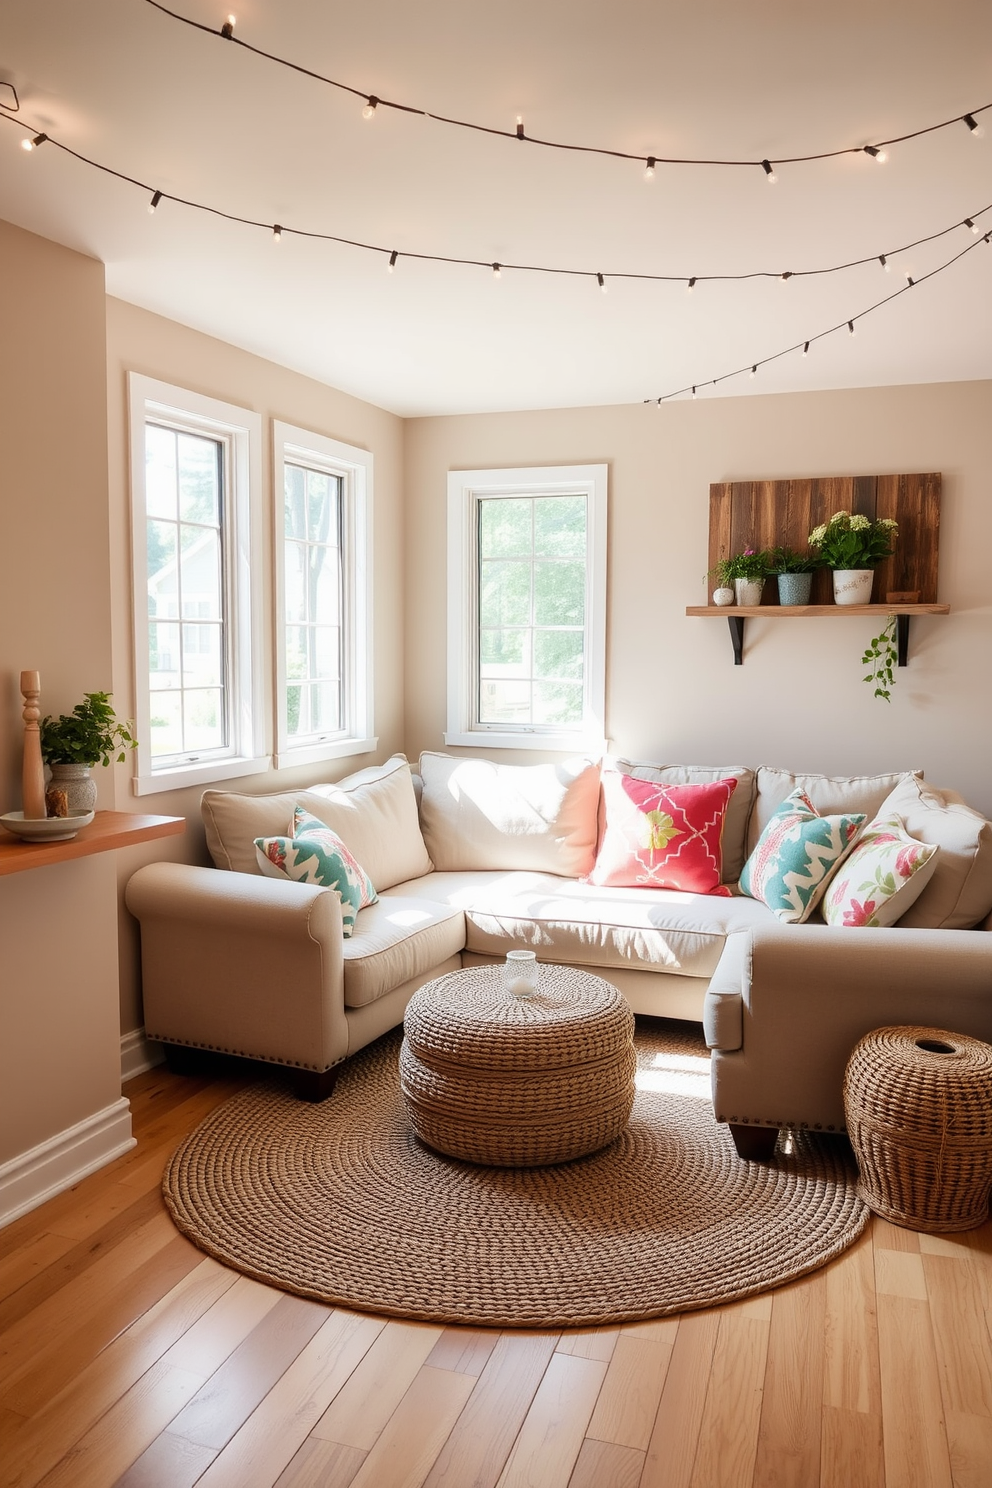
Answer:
148;189;162;212
272;223;282;242
691;386;697;398
761;159;777;183
492;262;501;279
879;254;889;270
20;132;48;151
863;145;887;163
387;249;398;272
220;14;235;38
686;277;696;292
963;113;984;137
965;217;980;233
362;95;378;119
647;230;989;404
780;271;793;282
644;156;656;181
141;2;992;182
596;272;606;292
516;117;525;140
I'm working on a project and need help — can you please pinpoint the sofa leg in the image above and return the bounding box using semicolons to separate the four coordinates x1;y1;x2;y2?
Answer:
728;1123;779;1161
291;1066;339;1103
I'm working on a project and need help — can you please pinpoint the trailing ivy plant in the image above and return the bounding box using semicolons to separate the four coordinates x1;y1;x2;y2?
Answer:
862;616;899;702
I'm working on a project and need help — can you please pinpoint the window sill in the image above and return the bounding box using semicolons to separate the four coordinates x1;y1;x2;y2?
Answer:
443;730;609;754
131;755;272;796
274;736;378;770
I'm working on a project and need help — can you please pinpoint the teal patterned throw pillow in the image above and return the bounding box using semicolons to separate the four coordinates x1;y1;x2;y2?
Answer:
739;789;865;924
254;806;378;936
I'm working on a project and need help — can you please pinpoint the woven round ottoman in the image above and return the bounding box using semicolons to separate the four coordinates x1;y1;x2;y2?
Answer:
400;964;636;1167
844;1025;992;1233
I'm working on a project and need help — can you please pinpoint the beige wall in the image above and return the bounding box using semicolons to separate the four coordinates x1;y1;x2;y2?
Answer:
404;382;992;816
0;219;121;1161
104;299;406;1034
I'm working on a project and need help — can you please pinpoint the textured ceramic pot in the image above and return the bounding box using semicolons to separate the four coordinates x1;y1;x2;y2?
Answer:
777;572;813;606
712;587;735;607
734;577;764;606
832;569;874;605
47;762;97;814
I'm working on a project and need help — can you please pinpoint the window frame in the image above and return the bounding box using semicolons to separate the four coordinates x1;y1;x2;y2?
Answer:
445;463;608;751
272;421;376;769
128;373;267;795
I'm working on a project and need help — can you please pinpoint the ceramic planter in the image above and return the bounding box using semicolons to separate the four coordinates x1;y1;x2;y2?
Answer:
776;572;813;606
832;569;874;605
734;577;764;606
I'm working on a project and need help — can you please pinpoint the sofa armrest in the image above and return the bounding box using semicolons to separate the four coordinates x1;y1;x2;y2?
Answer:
706;923;992;1132
125;863;349;1071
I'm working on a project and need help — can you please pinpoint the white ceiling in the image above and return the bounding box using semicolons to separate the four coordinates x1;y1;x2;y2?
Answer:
2;0;991;416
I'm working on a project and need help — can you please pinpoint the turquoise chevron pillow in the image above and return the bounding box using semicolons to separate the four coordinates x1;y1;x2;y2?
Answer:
740;788;865;923
254;806;378;936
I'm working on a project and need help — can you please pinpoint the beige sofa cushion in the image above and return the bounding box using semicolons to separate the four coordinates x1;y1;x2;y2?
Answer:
614;759;756;883
877;776;992;930
202;754;433;891
342;897;465;1008
418;753;600;877
747;766;920;854
389;869;777;980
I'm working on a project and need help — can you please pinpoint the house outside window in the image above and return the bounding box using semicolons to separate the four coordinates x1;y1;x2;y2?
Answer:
272;422;375;768
129;374;266;794
446;464;607;751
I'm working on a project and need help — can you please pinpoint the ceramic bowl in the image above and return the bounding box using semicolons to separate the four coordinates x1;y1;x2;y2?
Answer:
0;810;95;843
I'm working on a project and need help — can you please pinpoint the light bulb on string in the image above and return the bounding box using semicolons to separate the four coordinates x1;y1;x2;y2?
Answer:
963;114;985;137
691;386;697;399
148;190;162;214
516;117;525;140
761;159;777;183
387;250;398;272
362;96;378;120
644;156;656;181
492;262;501;280
20;132;48;151
686;277;696;293
272;224;282;243
879;254;889;271
964;218;980;234
596;273;607;293
780;271;793;282
221;14;235;38
848;320;855;335
802;342;810;357
863;145;887;163
749;365;757;378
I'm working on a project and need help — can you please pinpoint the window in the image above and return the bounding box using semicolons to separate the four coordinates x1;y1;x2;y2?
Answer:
129;374;266;794
446;464;607;751
273;422;375;767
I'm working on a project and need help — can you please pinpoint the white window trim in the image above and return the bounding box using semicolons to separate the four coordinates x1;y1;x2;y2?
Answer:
445;463;608;752
128;373;268;795
272;421;376;769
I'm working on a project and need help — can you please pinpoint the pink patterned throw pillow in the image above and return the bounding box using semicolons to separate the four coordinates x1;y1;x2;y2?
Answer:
821;813;939;927
588;770;738;893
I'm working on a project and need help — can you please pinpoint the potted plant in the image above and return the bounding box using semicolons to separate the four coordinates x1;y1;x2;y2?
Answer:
766;545;821;606
40;691;137;815
709;548;770;606
807;511;898;604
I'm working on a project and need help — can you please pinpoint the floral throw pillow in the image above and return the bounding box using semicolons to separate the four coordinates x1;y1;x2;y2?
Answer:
821;813;939;927
739;789;865;924
588;770;738;893
254;806;378;937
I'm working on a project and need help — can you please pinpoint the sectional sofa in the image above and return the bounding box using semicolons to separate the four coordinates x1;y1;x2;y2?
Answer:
125;752;992;1158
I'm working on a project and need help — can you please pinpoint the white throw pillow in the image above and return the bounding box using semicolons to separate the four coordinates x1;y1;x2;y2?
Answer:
748;767;921;855
874;777;992;929
418;752;601;877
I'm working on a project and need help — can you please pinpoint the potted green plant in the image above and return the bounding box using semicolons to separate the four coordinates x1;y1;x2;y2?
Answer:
708;548;770;606
807;511;898;604
766;545;821;606
40;691;137;815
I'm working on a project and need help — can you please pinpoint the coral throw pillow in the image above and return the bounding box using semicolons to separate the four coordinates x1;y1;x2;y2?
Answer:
588;771;739;892
255;806;378;937
739;788;865;924
821;813;939;927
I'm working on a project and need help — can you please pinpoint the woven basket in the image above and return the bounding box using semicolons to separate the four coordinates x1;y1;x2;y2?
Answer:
401;964;636;1167
843;1025;992;1232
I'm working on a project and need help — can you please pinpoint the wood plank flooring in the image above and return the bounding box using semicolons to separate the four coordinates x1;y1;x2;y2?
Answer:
1;1056;990;1488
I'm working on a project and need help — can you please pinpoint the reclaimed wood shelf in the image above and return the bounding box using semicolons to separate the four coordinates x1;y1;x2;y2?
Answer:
0;811;185;877
686;603;950;665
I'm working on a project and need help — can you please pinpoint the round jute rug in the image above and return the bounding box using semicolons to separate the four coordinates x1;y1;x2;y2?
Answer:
163;1020;868;1328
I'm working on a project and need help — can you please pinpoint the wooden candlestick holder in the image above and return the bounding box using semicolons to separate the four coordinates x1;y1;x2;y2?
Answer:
20;670;47;820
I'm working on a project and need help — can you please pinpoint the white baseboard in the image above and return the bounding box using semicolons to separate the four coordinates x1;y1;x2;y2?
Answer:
0;1098;136;1230
121;1027;166;1082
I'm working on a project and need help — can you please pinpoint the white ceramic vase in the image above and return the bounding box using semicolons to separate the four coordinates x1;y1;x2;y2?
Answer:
734;577;764;606
712;586;735;607
832;569;874;605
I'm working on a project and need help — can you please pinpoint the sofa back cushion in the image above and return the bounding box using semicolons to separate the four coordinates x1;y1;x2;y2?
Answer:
875;776;992;929
748;767;919;855
202;754;433;891
614;760;755;883
418;752;600;876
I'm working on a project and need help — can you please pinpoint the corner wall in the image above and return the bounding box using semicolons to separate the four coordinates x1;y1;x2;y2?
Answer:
403;382;992;815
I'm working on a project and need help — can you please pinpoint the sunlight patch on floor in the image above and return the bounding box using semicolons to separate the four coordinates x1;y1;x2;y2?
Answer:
635;1050;711;1101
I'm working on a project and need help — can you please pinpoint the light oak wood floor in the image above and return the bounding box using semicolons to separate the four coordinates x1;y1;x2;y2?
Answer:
1;1056;990;1488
